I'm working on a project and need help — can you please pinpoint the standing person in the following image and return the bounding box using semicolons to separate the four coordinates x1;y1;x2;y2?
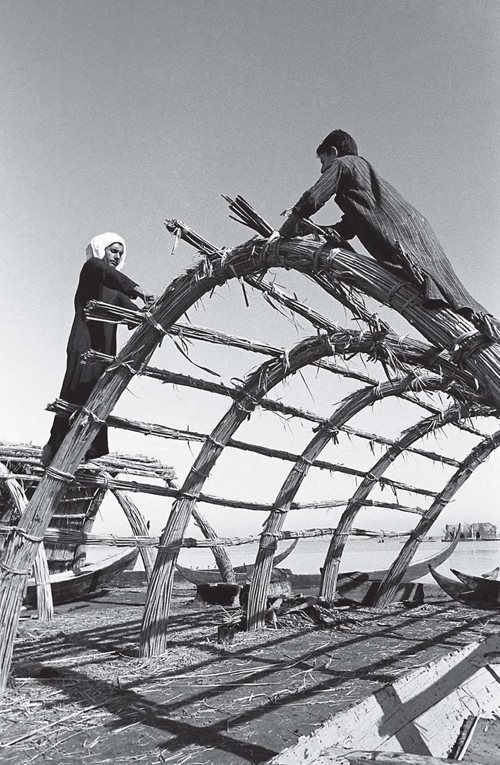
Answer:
279;129;497;335
41;232;154;467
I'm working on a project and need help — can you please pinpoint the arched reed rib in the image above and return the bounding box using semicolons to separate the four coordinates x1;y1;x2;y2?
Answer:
319;403;489;600
374;428;500;606
72;488;107;572
245;374;448;631
111;487;155;580
0;464;53;621
2;236;500;687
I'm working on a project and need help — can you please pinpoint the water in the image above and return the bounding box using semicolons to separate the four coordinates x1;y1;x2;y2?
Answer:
90;536;500;582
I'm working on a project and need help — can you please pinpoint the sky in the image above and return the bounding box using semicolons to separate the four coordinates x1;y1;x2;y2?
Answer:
1;0;500;547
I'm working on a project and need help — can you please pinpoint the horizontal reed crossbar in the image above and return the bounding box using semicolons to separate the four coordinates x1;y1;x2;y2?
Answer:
0;525;410;548
46;399;437;499
0;471;424;514
84;350;461;469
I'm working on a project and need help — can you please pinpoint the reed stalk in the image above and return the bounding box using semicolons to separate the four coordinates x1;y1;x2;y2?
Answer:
86;301;490;440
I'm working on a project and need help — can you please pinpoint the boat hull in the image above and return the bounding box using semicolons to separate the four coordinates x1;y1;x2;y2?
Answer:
25;548;139;606
429;566;500;610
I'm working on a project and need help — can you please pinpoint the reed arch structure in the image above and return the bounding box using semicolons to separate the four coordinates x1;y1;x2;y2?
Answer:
1;204;500;689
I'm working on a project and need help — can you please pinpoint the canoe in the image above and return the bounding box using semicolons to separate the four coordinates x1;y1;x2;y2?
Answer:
24;548;139;607
452;567;500;589
429;566;500;610
176;530;460;589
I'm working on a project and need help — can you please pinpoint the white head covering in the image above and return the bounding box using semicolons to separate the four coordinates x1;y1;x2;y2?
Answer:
85;232;127;271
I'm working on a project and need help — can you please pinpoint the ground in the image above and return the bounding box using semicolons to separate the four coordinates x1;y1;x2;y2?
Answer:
1;584;499;765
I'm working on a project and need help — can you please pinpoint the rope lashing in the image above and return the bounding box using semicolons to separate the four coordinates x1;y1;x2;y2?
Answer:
451;331;489;367
260;233;282;270
386;281;414;307
281;349;290;373
143;311;168;336
15;527;44;543
234;400;253;415
177;491;200;501
106;358;140;376
189;466;211;480
408;530;426;543
45;466;75;484
0;560;31;575
427;329;487;371
206;435;225;449
298;456;314;467
81;407;105;426
312;421;340;440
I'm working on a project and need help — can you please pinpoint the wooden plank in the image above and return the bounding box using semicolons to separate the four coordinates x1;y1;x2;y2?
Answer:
269;633;500;764
310;750;483;764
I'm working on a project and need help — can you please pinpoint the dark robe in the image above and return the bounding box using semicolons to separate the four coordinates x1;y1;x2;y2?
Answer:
281;154;488;318
48;257;139;459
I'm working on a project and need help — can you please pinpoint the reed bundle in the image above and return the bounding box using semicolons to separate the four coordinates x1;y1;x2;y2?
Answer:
0;524;409;549
221;195;274;237
164;219;219;256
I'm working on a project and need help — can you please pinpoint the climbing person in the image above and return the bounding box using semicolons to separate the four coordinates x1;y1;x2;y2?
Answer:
279;129;498;338
41;232;155;467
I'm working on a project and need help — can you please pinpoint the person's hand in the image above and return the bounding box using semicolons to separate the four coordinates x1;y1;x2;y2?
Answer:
134;288;156;307
141;293;156;307
279;212;301;238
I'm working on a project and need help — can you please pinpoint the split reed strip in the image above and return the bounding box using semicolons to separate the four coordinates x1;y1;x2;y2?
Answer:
85;300;490;441
47;399;437;499
84;350;461;469
0;472;425;515
1;525;409;549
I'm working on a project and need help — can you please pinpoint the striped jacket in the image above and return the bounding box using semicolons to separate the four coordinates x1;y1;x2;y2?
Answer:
283;154;486;316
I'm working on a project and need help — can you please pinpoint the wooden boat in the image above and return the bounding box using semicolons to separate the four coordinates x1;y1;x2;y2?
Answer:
429;566;500;610
24;548;138;607
176;530;460;589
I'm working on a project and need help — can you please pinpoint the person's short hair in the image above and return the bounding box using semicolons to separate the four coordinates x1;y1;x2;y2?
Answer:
316;130;358;157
